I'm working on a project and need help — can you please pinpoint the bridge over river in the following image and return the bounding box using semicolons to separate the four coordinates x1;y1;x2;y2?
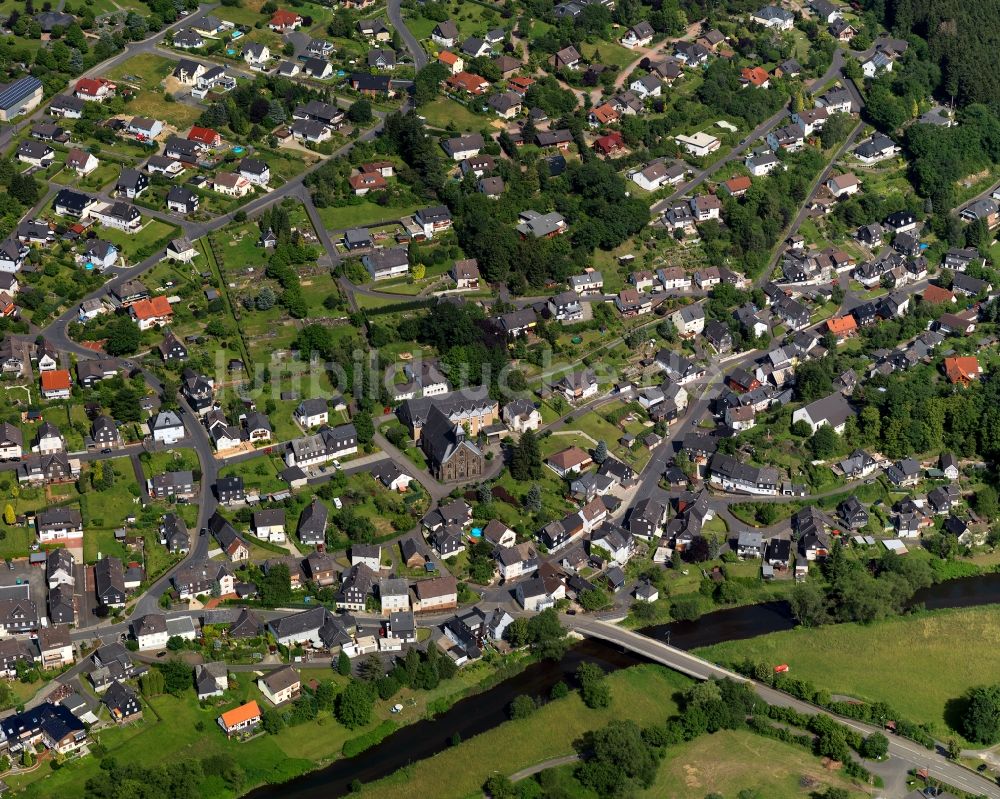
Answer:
567;616;1000;799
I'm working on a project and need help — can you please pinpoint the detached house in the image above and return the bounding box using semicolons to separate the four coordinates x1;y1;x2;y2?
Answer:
269;9;303;31
621;21;654;48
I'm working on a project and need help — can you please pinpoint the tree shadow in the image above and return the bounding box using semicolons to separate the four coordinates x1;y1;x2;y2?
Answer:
943;695;970;737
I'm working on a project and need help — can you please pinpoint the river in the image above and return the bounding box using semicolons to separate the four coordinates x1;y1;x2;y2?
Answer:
244;572;1000;799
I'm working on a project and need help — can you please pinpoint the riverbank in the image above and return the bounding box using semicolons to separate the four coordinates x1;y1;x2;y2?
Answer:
695;605;1000;745
10;655;525;799
351;664;691;799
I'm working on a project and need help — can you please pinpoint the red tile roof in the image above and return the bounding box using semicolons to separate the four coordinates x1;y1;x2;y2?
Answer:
741;66;769;87
187;126;220;145
41;370;71;392
270;9;302;27
75;78;115;96
131;295;172;321
923;285;955;305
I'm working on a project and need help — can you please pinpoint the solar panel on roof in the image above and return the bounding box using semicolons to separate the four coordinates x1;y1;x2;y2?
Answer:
0;76;42;110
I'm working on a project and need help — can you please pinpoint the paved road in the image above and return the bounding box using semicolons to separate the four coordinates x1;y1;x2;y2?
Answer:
568;617;1000;799
388;0;427;70
760;119;867;276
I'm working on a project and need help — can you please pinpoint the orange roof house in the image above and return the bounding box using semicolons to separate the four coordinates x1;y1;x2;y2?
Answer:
722;175;751;197
437;51;462;73
590;102;620;125
944;356;981;386
40;369;72;397
218;700;262;736
826;315;858;340
923;285;956;305
130;296;173;330
740;67;770;88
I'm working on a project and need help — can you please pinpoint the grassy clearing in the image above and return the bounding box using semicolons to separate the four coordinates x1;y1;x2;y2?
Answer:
696;606;1000;742
420;95;489;131
579;40;638;70
356;665;691;799
640;728;868;799
316;200;420;231
99;219;180;262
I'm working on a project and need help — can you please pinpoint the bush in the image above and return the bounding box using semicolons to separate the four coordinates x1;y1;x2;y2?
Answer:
509;695;537;719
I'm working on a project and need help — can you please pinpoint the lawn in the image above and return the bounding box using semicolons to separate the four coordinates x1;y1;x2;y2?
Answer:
94;219;181;263
316;200;420;231
579;40;638;70
125;92;203;130
419;95;488;132
218;458;286;497
50;162;119;191
0;526;37;560
639;728;868;799
355;664;691;799
696;605;1000;743
107;53;177;85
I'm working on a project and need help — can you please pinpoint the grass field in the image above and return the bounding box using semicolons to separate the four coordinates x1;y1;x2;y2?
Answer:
580;40;639;70
697;606;1000;742
640;729;868;799
316;200;421;231
356;665;692;799
99;219;180;262
420;95;488;131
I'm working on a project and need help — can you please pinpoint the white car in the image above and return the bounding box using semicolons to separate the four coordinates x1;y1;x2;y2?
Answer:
333;497;343;509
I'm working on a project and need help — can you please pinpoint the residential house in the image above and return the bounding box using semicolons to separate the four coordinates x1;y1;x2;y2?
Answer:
218;701;261;737
546;446;593;478
297;498;329;547
258;666;301;706
150;409;185;445
751;5;794;29
792;392;854;434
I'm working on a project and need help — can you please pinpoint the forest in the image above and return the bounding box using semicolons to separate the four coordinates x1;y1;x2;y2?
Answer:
876;0;1000;110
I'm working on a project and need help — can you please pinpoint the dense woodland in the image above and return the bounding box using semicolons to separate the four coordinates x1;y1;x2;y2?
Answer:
877;0;1000;110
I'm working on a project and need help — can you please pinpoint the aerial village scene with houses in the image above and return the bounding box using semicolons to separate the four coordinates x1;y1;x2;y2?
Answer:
0;0;996;797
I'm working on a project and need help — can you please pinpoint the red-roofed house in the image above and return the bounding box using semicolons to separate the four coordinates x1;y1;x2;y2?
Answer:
721;175;751;197
740;67;770;88
40;369;72;400
75;78;116;101
944;356;981;386
187;126;222;147
437;51;464;75
269;9;303;31
349;172;387;195
447;72;489;95
507;76;535;96
594;131;625;156
130;296;173;331
923;285;956;305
